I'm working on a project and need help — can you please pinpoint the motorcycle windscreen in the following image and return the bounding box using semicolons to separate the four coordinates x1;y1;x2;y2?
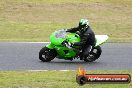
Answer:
50;30;67;45
95;35;109;47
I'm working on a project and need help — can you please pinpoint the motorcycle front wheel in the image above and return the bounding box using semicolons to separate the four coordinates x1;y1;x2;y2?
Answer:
39;47;57;62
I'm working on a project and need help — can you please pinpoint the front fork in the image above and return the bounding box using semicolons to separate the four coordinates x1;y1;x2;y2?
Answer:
46;43;54;49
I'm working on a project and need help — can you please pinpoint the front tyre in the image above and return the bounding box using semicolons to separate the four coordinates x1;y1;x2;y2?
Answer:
84;46;102;62
39;47;57;62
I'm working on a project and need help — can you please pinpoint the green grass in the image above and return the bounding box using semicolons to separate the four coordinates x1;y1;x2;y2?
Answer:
0;0;132;42
0;70;132;88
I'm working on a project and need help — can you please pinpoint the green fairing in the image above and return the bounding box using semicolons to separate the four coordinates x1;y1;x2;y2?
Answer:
46;30;108;59
46;30;80;59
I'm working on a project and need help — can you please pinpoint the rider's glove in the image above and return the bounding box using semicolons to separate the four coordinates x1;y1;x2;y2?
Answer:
76;31;81;36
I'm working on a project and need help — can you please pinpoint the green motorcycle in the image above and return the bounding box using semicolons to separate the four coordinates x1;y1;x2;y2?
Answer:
39;29;109;62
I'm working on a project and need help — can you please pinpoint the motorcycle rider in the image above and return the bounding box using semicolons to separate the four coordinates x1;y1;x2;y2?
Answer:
66;19;96;60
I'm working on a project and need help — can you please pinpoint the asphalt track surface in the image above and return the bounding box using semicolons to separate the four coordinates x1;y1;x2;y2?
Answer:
0;42;132;70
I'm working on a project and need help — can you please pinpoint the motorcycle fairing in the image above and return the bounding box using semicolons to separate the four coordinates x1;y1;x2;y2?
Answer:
95;35;109;47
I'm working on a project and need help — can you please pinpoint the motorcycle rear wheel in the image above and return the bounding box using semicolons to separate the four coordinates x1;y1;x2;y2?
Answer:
39;47;57;62
84;46;102;62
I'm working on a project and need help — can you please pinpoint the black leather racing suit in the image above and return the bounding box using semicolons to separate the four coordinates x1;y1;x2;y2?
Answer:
66;26;96;59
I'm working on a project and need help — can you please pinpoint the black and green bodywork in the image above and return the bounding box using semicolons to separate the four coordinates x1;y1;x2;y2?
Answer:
46;30;108;59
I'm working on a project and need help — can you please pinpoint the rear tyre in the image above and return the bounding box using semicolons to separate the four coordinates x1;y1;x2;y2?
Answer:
84;46;102;62
39;47;57;62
